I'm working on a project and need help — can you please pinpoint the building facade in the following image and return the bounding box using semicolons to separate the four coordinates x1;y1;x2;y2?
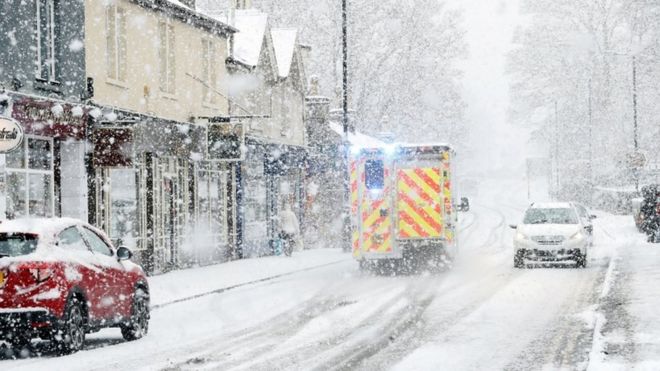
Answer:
0;0;89;227
0;0;241;274
224;8;308;257
84;0;238;273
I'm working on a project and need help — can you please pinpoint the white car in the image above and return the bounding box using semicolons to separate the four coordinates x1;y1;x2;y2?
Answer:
510;202;591;268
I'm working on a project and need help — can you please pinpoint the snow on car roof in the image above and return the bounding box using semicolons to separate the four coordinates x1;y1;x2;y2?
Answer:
530;202;573;209
0;218;81;237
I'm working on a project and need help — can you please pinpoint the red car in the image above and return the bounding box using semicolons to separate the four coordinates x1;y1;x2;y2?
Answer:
0;218;149;354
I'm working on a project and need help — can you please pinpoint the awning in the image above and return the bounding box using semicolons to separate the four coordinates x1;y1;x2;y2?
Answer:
92;112;206;167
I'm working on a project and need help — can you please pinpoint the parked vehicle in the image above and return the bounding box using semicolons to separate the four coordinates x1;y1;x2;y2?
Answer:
632;197;644;232
573;202;596;246
510;202;593;268
638;185;660;243
0;218;149;354
349;143;466;272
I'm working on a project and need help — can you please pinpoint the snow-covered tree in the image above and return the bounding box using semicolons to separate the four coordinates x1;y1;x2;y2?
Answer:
509;0;660;200
229;0;467;144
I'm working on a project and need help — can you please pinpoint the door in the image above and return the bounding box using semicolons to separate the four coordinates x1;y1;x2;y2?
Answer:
57;226;107;320
195;167;228;263
358;157;394;256
396;164;443;240
79;226;131;320
161;177;176;266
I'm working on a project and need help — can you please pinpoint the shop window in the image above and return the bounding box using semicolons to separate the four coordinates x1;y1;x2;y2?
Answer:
28;138;52;170
108;169;138;248
6;136;54;219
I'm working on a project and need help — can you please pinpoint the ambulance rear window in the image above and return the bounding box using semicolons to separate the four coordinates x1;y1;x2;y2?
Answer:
365;160;384;190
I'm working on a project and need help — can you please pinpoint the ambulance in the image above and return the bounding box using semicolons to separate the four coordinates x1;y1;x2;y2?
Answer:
349;143;466;271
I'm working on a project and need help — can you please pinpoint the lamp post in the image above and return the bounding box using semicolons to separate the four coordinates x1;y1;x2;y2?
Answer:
341;0;351;252
606;51;642;192
632;55;641;192
342;0;348;138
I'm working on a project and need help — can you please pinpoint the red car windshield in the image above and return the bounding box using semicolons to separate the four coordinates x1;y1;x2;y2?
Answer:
0;233;38;258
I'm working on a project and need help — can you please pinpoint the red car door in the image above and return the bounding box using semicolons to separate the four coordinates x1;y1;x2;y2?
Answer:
79;226;132;321
57;226;107;321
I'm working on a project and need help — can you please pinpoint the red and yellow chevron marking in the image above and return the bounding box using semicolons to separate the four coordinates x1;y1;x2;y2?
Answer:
350;161;359;214
441;156;453;242
397;168;442;239
352;229;360;257
359;167;393;253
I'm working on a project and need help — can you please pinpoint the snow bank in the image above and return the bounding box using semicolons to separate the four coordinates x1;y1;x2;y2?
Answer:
148;248;348;307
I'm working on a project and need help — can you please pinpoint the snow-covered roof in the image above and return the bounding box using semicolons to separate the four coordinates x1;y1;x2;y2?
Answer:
271;28;298;78
160;0;236;35
164;0;192;9
328;122;385;148
232;9;269;67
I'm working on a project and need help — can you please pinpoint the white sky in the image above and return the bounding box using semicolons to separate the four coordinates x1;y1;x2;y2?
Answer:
452;0;530;176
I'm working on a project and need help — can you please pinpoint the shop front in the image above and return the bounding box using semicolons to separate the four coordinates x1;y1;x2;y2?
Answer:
90;113;227;274
242;137;307;257
3;95;88;221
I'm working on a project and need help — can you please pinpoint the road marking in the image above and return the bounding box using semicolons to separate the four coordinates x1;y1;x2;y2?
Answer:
150;259;349;311
586;255;617;370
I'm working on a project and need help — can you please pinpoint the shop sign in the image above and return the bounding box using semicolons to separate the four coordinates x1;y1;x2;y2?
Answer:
208;123;244;161
11;98;86;139
0;117;23;153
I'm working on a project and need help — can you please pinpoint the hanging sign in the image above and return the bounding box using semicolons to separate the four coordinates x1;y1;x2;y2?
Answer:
0;117;23;153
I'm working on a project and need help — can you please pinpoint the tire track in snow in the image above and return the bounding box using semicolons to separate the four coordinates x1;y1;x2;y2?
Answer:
156;276;436;371
504;263;608;370
351;265;526;370
151;259;348;310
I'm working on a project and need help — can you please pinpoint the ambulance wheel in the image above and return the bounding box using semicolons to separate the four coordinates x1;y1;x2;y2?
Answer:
514;250;525;269
358;259;369;272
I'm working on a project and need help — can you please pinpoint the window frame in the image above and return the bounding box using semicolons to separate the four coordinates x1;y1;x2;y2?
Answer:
80;226;114;257
159;20;176;95
201;38;217;104
35;0;58;83
5;135;55;218
105;4;127;83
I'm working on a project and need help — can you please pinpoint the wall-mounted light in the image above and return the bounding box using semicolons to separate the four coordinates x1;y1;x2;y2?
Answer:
0;88;9;116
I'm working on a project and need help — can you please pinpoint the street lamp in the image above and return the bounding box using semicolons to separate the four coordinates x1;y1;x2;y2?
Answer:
341;0;351;252
606;51;643;191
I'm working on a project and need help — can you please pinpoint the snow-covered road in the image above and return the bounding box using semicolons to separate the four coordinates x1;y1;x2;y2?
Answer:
3;178;654;370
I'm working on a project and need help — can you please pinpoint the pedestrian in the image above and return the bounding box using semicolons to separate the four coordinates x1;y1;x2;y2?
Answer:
279;202;300;256
640;185;660;243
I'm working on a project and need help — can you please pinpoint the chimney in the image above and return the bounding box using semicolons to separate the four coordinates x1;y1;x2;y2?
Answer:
305;77;331;148
234;0;252;9
179;0;196;9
